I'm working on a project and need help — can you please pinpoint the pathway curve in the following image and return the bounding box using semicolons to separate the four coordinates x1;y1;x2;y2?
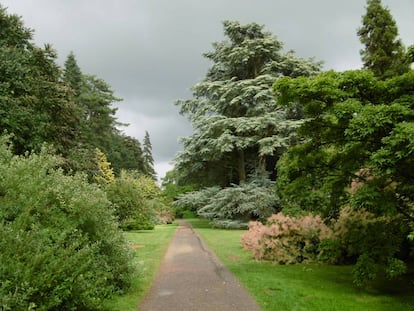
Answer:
138;220;261;311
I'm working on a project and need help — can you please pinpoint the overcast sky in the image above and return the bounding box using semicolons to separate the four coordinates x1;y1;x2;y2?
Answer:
1;0;413;180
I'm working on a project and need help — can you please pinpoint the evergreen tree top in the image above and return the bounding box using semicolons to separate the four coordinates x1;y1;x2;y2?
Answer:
63;52;82;97
143;131;157;180
357;0;410;79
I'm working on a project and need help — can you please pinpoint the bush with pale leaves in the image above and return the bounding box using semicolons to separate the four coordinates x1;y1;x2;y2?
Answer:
242;212;331;264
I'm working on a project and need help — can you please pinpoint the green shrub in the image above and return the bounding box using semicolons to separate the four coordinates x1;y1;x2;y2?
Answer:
174;177;278;228
174;186;221;212
105;173;155;230
174;207;197;219
199;178;278;226
174;207;185;218
211;219;248;229
318;206;407;286
182;210;197;219
121;216;154;230
0;138;133;310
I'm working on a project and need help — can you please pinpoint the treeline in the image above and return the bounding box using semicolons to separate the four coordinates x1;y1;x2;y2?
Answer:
0;5;156;180
172;0;414;286
0;4;168;310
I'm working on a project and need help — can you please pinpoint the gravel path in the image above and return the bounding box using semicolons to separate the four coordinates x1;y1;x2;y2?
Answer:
138;220;261;311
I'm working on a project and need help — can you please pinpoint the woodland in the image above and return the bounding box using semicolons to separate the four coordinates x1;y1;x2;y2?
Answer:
1;0;414;309
172;0;414;290
0;4;168;309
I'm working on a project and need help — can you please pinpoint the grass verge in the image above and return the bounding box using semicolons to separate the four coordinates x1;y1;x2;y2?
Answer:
103;223;177;310
187;218;414;311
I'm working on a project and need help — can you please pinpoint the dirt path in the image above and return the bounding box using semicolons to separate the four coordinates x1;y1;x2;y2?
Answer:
138;220;261;311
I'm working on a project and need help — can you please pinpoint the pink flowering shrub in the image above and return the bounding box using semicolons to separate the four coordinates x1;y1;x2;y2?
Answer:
242;212;332;264
242;208;407;286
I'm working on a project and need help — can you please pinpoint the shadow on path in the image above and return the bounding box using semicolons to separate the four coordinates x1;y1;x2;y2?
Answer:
138;220;261;311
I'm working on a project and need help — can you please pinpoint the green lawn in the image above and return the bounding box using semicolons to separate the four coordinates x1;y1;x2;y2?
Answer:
187;218;414;311
103;223;177;310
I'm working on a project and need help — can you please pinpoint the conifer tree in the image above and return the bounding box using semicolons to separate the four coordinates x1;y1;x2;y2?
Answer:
142;131;157;180
62;52;146;177
94;148;115;184
0;5;146;180
0;5;80;156
176;20;321;186
111;134;145;174
357;0;410;79
63;52;82;97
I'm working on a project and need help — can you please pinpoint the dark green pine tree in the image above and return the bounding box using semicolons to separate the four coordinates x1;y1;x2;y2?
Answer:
357;0;411;79
63;52;82;97
121;135;145;172
107;133;146;175
63;51;120;151
142;131;157;180
0;5;80;155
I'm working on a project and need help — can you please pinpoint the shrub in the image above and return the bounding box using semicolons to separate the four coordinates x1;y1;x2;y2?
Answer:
318;206;407;286
156;208;174;224
210;219;249;229
105;174;155;230
132;173;175;224
177;177;278;228
174;207;197;219
146;198;174;225
174;207;185;219
0;138;133;310
242;212;331;264
131;173;161;199
174;186;221;212
242;203;408;286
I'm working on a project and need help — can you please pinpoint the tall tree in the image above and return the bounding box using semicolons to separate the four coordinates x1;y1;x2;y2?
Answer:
62;53;122;175
357;0;411;79
108;132;145;175
175;20;321;186
78;74;120;148
274;69;414;219
274;68;414;285
63;51;82;97
0;5;80;156
0;6;146;181
0;5;32;48
62;52;148;178
142;131;156;180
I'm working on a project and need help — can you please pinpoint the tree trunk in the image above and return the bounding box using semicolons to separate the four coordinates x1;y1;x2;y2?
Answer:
258;154;266;177
238;149;246;184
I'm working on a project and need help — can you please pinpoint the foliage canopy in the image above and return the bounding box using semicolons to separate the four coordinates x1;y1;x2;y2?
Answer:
357;0;411;79
175;20;321;187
